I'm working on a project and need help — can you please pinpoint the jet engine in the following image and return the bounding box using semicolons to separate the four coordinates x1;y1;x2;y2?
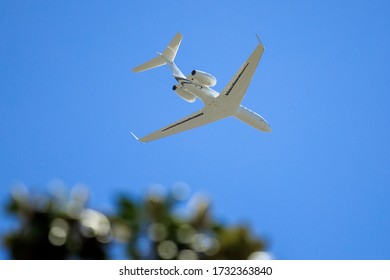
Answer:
188;70;217;87
172;85;196;103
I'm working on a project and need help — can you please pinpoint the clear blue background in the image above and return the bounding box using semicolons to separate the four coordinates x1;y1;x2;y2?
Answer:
1;0;390;259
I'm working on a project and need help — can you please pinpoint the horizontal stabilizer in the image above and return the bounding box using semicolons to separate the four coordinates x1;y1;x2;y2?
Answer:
132;55;166;73
132;33;183;73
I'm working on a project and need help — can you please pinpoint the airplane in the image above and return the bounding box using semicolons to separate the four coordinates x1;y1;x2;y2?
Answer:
131;33;271;142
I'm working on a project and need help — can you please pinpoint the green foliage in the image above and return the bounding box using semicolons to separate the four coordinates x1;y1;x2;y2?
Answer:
3;185;109;259
3;183;267;260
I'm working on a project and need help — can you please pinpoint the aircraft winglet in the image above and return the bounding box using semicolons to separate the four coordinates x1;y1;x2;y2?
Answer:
255;33;264;48
130;131;144;143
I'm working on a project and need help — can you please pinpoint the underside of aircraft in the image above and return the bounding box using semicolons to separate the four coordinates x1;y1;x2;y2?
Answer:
131;33;271;143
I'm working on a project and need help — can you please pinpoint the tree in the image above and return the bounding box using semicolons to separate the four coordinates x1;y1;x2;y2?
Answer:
3;183;268;260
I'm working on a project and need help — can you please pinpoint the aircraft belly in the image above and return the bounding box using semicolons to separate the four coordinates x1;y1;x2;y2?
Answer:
184;84;218;102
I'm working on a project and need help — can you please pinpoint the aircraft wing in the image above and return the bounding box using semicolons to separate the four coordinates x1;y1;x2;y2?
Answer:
219;40;264;107
133;109;226;143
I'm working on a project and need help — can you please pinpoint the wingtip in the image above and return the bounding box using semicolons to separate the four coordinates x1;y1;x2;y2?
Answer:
130;131;145;143
255;33;265;49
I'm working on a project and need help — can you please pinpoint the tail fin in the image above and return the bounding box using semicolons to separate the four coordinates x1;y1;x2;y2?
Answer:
162;33;182;62
132;33;183;73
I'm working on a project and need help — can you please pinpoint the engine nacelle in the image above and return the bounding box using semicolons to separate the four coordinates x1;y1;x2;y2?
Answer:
188;70;217;87
172;85;196;103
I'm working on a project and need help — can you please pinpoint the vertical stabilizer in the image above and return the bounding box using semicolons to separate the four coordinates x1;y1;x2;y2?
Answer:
162;33;182;62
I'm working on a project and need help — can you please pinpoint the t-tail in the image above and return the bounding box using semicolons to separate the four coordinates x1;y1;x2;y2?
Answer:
132;33;184;78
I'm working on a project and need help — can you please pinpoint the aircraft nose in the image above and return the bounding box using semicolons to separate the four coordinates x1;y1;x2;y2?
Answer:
262;125;272;132
260;121;272;132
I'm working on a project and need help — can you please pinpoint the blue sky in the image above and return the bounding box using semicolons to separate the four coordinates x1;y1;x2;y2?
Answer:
1;0;390;259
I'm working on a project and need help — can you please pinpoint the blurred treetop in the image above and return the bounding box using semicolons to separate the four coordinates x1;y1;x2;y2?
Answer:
3;182;268;260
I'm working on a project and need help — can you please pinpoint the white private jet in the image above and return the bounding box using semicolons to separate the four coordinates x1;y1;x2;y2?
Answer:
131;33;271;142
